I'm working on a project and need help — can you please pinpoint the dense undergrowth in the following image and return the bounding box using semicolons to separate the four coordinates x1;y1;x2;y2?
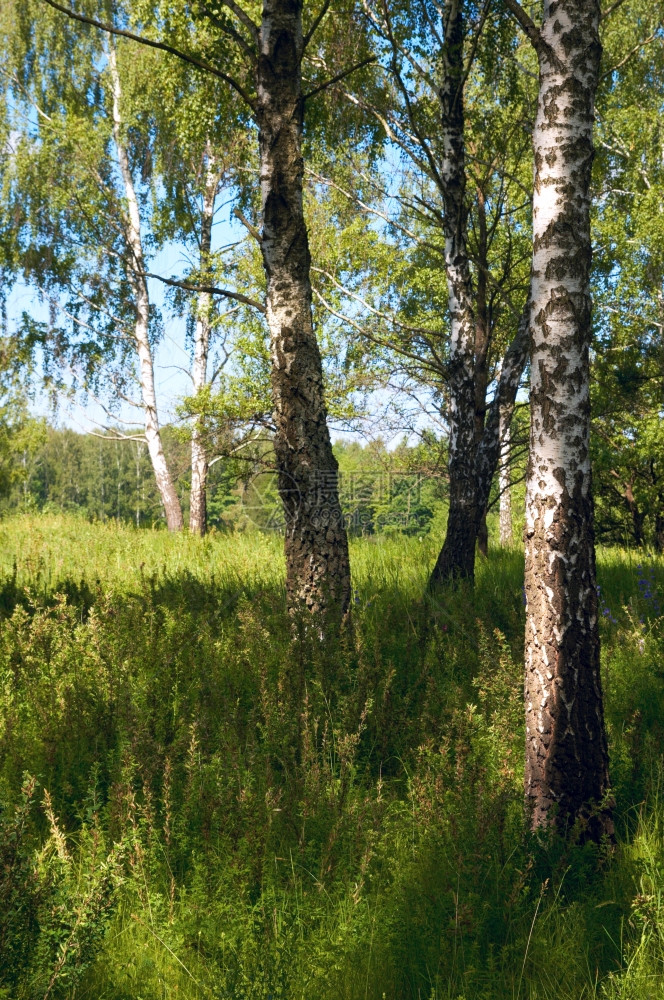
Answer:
1;514;664;998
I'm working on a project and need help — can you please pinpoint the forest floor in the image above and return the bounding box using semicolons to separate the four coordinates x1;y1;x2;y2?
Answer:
1;513;664;999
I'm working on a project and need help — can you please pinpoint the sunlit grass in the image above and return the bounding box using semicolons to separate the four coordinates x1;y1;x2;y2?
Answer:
1;512;664;999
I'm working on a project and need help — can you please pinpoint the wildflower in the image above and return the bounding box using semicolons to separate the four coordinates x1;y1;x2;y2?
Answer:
636;566;661;614
597;585;616;625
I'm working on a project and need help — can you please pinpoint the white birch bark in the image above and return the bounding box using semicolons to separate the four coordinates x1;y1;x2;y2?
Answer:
108;44;183;531
518;0;611;838
498;417;512;546
474;298;530;550
189;157;218;536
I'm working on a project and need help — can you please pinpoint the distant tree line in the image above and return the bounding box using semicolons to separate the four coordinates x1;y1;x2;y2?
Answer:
6;414;664;552
0;421;450;537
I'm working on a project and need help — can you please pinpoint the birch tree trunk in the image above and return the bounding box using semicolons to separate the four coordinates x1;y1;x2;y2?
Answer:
429;0;478;587
255;0;351;621
520;0;612;838
474;299;529;530
498;417;512;546
474;188;490;558
108;45;183;532
189;159;218;536
370;0;528;588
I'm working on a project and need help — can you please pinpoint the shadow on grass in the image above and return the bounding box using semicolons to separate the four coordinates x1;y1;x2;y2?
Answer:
1;542;664;999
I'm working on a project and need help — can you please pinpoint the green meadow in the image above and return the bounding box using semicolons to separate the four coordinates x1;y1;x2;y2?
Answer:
1;513;664;999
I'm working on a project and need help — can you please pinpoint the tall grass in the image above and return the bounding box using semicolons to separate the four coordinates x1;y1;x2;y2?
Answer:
0;514;664;998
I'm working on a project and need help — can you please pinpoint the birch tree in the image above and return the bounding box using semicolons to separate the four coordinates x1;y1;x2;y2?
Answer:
187;160;218;535
498;417;512;545
252;0;352;618
325;0;534;585
426;5;531;584
160;0;365;618
147;58;251;536
107;43;183;530
3;3;189;529
505;0;612;839
8;1;262;535
37;0;372;623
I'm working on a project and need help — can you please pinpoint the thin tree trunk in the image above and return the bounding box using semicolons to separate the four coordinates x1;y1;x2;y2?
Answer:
519;0;611;839
255;0;351;621
475;299;529;528
189;157;218;537
474;187;490;559
429;0;478;587
108;45;183;531
498;418;513;546
372;0;527;588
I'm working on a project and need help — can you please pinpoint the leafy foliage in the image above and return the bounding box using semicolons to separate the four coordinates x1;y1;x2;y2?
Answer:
591;2;664;549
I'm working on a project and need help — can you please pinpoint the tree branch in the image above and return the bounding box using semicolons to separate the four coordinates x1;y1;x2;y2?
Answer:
303;55;377;100
219;0;260;45
303;0;332;51
71;398;146;435
376;7;448;197
305;166;446;259
502;0;541;49
340;86;436;181
199;3;256;59
39;0;256;110
233;207;262;243
600;29;659;81
459;0;492;100
311;265;442;338
140;269;266;314
601;0;628;19
312;286;443;374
